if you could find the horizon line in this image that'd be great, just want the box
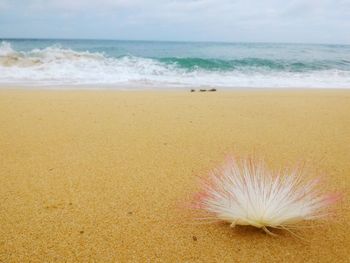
[1,37,349,47]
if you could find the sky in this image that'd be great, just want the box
[0,0,349,44]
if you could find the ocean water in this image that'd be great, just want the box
[0,39,350,88]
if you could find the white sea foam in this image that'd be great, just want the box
[0,41,349,88]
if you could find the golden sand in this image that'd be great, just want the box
[0,89,349,262]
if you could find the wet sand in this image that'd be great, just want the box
[0,89,349,262]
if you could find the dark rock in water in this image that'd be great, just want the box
[190,89,195,92]
[199,89,207,92]
[209,88,217,92]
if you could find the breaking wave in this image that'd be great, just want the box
[0,41,350,88]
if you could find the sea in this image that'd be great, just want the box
[0,39,350,89]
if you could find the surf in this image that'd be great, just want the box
[0,40,349,88]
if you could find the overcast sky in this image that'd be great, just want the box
[0,0,349,44]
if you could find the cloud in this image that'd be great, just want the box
[0,0,349,44]
[0,0,10,10]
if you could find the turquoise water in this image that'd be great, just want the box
[1,39,350,88]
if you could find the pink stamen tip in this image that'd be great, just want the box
[324,193,342,205]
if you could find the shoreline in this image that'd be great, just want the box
[1,89,349,262]
[1,84,350,91]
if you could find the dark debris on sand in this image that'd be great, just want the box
[191,88,217,92]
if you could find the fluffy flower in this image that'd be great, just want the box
[192,156,340,235]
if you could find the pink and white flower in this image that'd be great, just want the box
[192,156,340,235]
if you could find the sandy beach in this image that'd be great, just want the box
[0,89,349,262]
